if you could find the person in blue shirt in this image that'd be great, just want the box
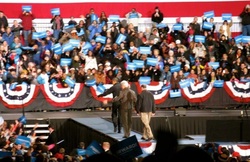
[2,27,14,46]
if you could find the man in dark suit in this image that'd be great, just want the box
[136,84,155,141]
[103,80,137,138]
[45,124,57,155]
[98,77,122,133]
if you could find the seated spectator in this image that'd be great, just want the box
[95,69,106,84]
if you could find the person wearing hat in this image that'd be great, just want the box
[136,84,155,141]
[151,6,164,25]
[51,14,64,41]
[98,77,122,133]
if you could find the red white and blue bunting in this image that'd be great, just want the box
[40,83,84,107]
[224,81,250,103]
[0,83,39,108]
[181,82,216,103]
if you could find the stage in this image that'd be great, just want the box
[2,109,250,157]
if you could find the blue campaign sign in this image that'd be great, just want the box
[139,46,151,55]
[204,10,215,18]
[69,39,80,47]
[85,140,104,157]
[222,13,232,21]
[173,24,183,31]
[77,149,86,156]
[60,58,72,66]
[213,80,224,88]
[65,76,75,87]
[110,135,142,160]
[115,34,126,45]
[156,23,167,29]
[234,35,242,44]
[127,62,137,71]
[15,135,31,148]
[194,35,206,43]
[22,6,32,12]
[139,76,151,85]
[203,22,213,30]
[95,35,106,44]
[170,90,182,98]
[242,36,250,44]
[170,65,181,73]
[146,57,157,66]
[51,8,60,16]
[97,84,106,93]
[85,79,96,87]
[133,60,144,69]
[208,62,220,70]
[109,15,120,22]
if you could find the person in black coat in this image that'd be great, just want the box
[45,124,57,155]
[98,77,122,133]
[151,6,164,25]
[136,84,155,141]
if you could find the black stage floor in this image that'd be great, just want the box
[1,108,249,120]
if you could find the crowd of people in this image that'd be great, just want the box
[0,115,247,162]
[0,5,249,89]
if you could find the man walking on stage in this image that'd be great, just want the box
[103,80,137,138]
[136,84,155,141]
[98,77,122,133]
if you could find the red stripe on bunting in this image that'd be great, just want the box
[89,86,113,102]
[39,83,84,107]
[135,81,170,104]
[0,85,40,109]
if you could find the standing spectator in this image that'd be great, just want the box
[0,11,8,29]
[98,77,122,133]
[45,124,57,155]
[151,6,164,25]
[189,16,201,35]
[219,19,233,40]
[136,84,155,141]
[68,16,77,26]
[11,20,23,39]
[83,50,98,72]
[240,4,250,36]
[99,11,108,26]
[50,15,64,41]
[125,8,142,32]
[19,10,35,46]
[85,8,97,28]
[104,80,137,138]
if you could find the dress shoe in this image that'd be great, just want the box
[118,130,121,133]
[141,137,148,141]
[123,136,128,138]
[146,138,154,141]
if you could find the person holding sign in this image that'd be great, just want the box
[125,8,142,32]
[240,4,250,36]
[103,80,137,138]
[19,10,35,46]
[219,19,233,40]
[51,15,64,41]
[136,84,155,141]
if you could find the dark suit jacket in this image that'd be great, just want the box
[45,131,57,145]
[136,90,155,113]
